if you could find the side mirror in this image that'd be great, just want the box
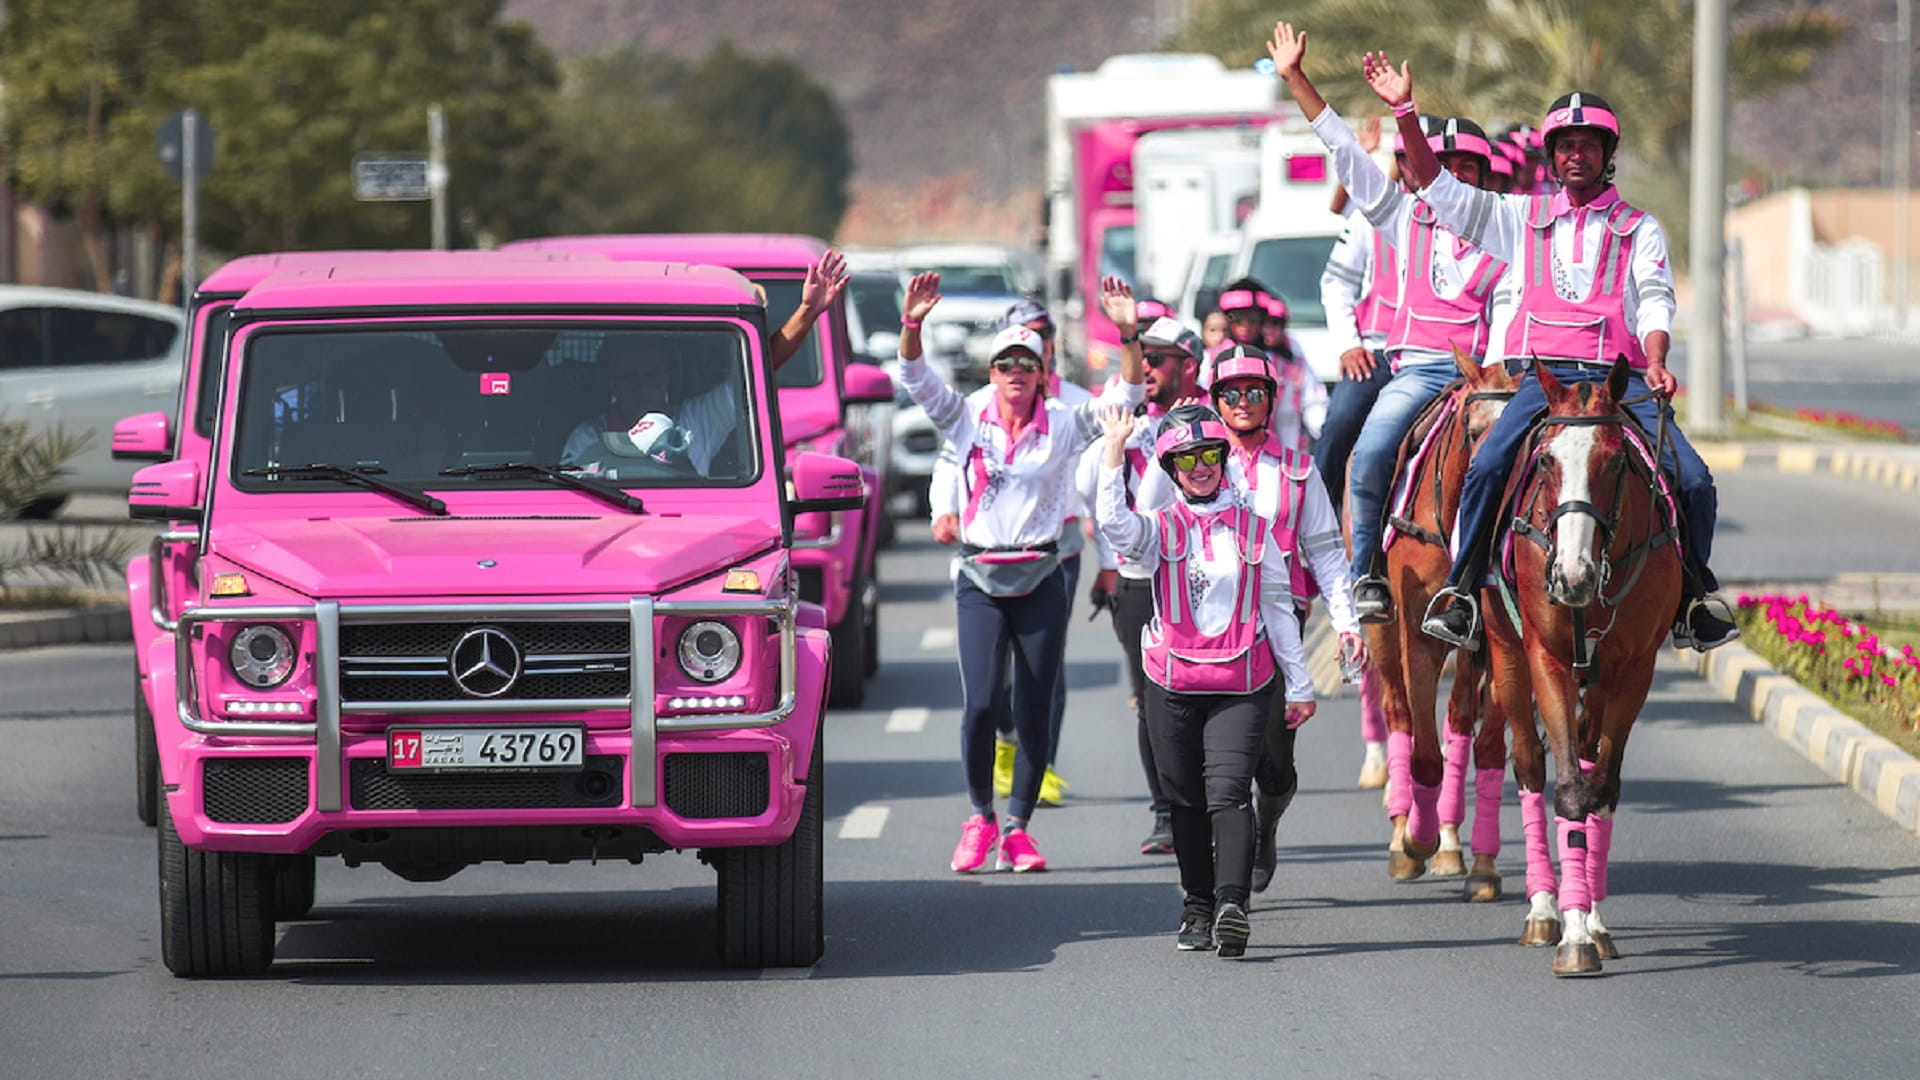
[842,364,896,406]
[111,411,172,462]
[129,460,203,522]
[788,451,866,513]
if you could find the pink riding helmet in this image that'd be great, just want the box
[1217,288,1265,315]
[1260,295,1289,321]
[1154,414,1233,477]
[1211,343,1276,392]
[1136,298,1173,323]
[1542,91,1620,157]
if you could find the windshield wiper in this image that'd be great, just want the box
[242,463,448,516]
[439,462,646,514]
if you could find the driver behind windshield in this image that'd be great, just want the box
[561,335,737,477]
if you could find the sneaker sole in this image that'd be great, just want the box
[996,858,1047,873]
[951,844,997,874]
[1176,939,1215,952]
[1140,844,1175,855]
[1214,912,1250,959]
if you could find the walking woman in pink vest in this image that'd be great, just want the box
[1094,406,1322,958]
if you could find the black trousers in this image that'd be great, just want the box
[1108,576,1166,813]
[1144,681,1273,910]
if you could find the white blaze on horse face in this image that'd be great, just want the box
[1549,426,1601,600]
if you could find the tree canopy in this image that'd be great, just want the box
[0,1,854,292]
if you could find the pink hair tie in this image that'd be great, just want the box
[1392,100,1418,119]
[900,319,922,329]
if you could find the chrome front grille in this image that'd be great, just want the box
[339,620,629,704]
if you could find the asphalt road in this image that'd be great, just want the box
[3,501,1919,1078]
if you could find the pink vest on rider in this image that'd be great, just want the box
[1354,227,1401,342]
[1386,205,1506,359]
[1143,501,1276,695]
[1504,193,1650,368]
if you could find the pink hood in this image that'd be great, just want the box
[209,514,779,599]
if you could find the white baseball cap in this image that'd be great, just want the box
[989,325,1046,361]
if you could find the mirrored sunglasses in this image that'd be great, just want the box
[1144,350,1187,368]
[1171,446,1226,472]
[991,354,1042,374]
[1215,386,1270,407]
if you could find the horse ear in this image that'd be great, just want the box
[1534,357,1565,399]
[1453,344,1478,382]
[1608,355,1630,404]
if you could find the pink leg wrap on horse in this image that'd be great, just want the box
[1520,789,1554,899]
[1471,768,1504,857]
[1555,816,1592,912]
[1360,668,1387,744]
[1439,730,1471,826]
[1385,730,1413,819]
[1408,781,1442,848]
[1585,815,1613,903]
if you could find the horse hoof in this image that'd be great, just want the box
[1388,850,1428,881]
[1552,942,1604,976]
[1592,930,1619,960]
[1402,833,1441,860]
[1519,917,1561,947]
[1464,872,1503,903]
[1357,760,1388,789]
[1430,849,1466,877]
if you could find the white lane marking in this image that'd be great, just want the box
[838,804,890,839]
[885,706,929,733]
[920,626,956,650]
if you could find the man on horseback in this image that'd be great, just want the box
[1353,53,1738,653]
[1268,24,1510,626]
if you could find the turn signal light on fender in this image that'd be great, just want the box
[210,573,251,597]
[723,569,761,593]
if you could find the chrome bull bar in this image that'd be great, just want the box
[173,596,800,813]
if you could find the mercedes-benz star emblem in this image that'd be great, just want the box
[448,626,522,698]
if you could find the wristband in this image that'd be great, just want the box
[1118,330,1140,344]
[901,319,921,329]
[1392,100,1418,118]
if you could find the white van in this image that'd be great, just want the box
[0,286,185,516]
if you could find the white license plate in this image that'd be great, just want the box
[386,726,584,773]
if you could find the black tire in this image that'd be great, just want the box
[827,583,866,707]
[715,735,824,968]
[272,855,317,920]
[861,574,879,678]
[135,684,159,828]
[14,494,68,520]
[158,793,275,976]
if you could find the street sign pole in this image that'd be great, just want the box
[182,108,200,304]
[428,104,448,251]
[1688,0,1727,434]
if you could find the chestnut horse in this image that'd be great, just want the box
[1365,349,1517,899]
[1482,358,1682,976]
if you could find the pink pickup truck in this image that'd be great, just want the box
[502,234,893,707]
[117,256,849,973]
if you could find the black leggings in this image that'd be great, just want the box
[1144,682,1273,910]
[955,567,1069,820]
[1108,577,1166,813]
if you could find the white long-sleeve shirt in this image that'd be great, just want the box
[1321,213,1386,355]
[930,378,1095,526]
[896,354,1142,550]
[1135,441,1358,637]
[1415,169,1677,348]
[1312,106,1508,369]
[1095,465,1313,702]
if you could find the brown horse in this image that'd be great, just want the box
[1365,349,1517,899]
[1482,358,1683,976]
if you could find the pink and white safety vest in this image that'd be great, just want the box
[1143,500,1276,695]
[1235,440,1317,602]
[1505,194,1650,368]
[1386,204,1507,359]
[1355,227,1402,343]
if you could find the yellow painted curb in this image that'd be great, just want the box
[1777,446,1818,473]
[1696,445,1745,471]
[1876,760,1920,818]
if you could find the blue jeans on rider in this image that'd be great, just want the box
[1442,362,1719,597]
[1312,353,1393,510]
[1346,359,1460,582]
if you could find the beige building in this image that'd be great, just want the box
[1727,188,1920,336]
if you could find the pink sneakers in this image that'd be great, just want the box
[996,828,1048,873]
[950,814,999,873]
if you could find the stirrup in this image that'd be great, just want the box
[1353,575,1395,625]
[1680,594,1741,653]
[1420,588,1482,650]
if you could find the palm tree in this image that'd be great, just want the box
[1173,0,1847,168]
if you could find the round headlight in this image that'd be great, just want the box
[676,621,741,684]
[229,624,295,688]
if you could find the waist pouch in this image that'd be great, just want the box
[959,544,1061,598]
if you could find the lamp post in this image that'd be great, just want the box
[1689,0,1728,433]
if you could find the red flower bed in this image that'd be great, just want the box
[1736,594,1920,745]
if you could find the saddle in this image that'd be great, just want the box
[1379,378,1466,552]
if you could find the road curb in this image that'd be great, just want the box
[1691,643,1920,837]
[0,607,133,650]
[1696,442,1920,494]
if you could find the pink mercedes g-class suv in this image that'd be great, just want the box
[501,235,893,707]
[119,256,852,974]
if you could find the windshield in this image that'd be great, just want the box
[231,324,760,491]
[849,276,902,344]
[1247,236,1338,328]
[755,277,824,389]
[909,264,1018,294]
